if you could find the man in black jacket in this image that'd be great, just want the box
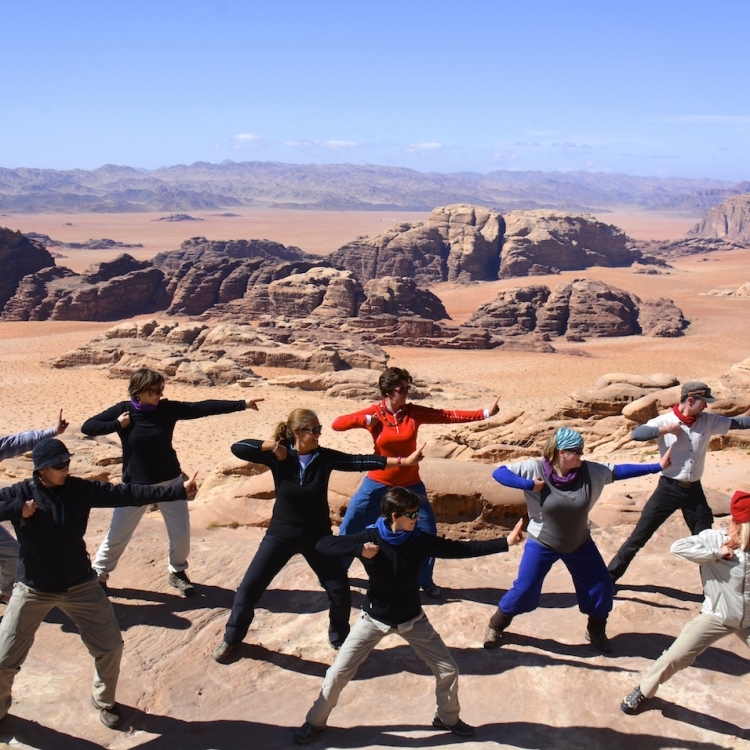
[293,487,524,745]
[0,439,196,729]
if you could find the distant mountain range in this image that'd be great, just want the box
[0,161,747,214]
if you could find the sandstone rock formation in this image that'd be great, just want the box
[50,320,388,380]
[499,211,638,277]
[688,193,750,243]
[23,232,143,250]
[706,281,750,298]
[633,236,746,259]
[0,227,56,310]
[1,253,170,321]
[467,279,687,339]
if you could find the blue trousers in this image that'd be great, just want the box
[500,537,613,620]
[339,476,437,590]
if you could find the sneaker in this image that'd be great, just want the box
[212,640,237,664]
[91,697,122,729]
[422,585,442,599]
[621,686,648,714]
[585,629,614,654]
[432,716,475,737]
[293,721,326,745]
[483,626,503,650]
[168,571,195,597]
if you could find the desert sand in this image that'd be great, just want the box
[0,209,748,749]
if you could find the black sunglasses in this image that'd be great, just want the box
[300,426,323,435]
[561,447,584,455]
[50,460,71,471]
[400,510,419,520]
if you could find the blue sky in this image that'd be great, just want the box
[3,0,748,180]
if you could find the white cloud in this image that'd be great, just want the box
[406,141,442,153]
[657,115,750,125]
[233,133,262,142]
[282,140,314,147]
[324,140,358,149]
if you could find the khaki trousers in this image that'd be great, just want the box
[640,611,750,698]
[0,577,124,718]
[306,611,460,728]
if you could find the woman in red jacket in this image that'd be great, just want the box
[332,367,499,596]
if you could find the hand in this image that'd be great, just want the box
[183,471,199,500]
[361,542,380,559]
[720,544,736,559]
[22,500,38,518]
[245,398,263,411]
[507,518,525,546]
[117,412,131,429]
[661,422,682,436]
[531,477,545,493]
[272,441,288,461]
[55,409,69,435]
[487,396,500,417]
[368,412,381,427]
[659,445,673,471]
[401,442,425,467]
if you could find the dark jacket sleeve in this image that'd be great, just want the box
[231,439,275,469]
[170,400,247,421]
[81,402,127,436]
[424,534,509,559]
[84,478,187,508]
[0,485,27,522]
[323,448,387,473]
[316,530,377,557]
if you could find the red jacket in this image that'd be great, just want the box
[332,402,485,486]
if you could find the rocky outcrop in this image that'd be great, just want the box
[688,193,750,243]
[633,236,746,259]
[0,227,57,310]
[706,281,750,298]
[356,276,448,320]
[23,232,143,250]
[467,279,688,339]
[499,211,639,277]
[1,253,170,321]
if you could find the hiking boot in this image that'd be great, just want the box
[168,571,195,597]
[212,640,237,664]
[483,626,504,650]
[432,716,475,737]
[586,616,614,653]
[91,697,122,729]
[621,686,648,714]
[293,721,326,744]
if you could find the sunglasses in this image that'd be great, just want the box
[561,447,584,455]
[50,460,71,471]
[391,386,410,395]
[148,386,165,396]
[400,510,419,520]
[300,425,323,435]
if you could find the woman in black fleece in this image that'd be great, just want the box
[293,487,525,745]
[82,367,262,597]
[212,408,423,664]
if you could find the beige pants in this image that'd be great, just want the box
[306,611,460,728]
[640,611,750,698]
[0,577,124,718]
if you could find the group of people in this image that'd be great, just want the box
[0,366,746,740]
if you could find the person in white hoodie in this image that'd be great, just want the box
[621,489,750,714]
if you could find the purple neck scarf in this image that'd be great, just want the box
[130,398,158,412]
[542,457,581,490]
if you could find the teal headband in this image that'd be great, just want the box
[555,427,584,451]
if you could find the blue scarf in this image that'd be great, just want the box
[367,516,421,545]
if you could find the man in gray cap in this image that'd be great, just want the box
[608,382,750,584]
[0,438,197,729]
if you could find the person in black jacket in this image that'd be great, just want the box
[82,367,261,597]
[211,408,423,664]
[292,487,524,745]
[0,438,197,729]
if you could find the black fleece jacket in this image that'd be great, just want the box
[82,398,247,483]
[0,476,186,592]
[231,439,387,541]
[317,529,509,626]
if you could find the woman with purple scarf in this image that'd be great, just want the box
[483,427,671,653]
[82,368,261,597]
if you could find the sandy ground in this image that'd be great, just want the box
[0,209,748,748]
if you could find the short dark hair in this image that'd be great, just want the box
[378,367,413,396]
[381,487,421,521]
[128,368,164,399]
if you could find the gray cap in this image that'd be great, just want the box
[680,381,716,403]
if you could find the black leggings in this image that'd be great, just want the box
[223,532,351,647]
